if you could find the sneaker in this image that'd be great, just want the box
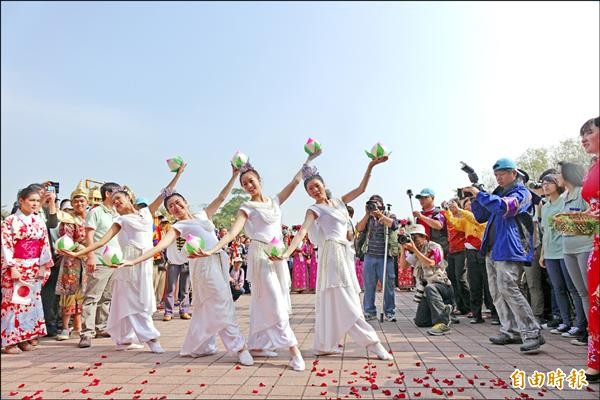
[427,323,451,336]
[56,329,70,341]
[238,349,254,366]
[550,324,570,334]
[163,315,172,321]
[489,333,522,345]
[364,314,377,321]
[289,354,305,371]
[469,318,485,324]
[520,335,545,354]
[368,342,393,360]
[180,313,191,320]
[490,318,500,325]
[384,314,397,322]
[78,335,92,348]
[147,340,165,354]
[571,335,588,346]
[95,330,111,338]
[542,319,561,329]
[116,343,144,351]
[250,349,278,357]
[561,327,581,338]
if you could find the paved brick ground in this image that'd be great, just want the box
[2,292,598,399]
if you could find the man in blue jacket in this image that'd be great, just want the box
[462,158,544,354]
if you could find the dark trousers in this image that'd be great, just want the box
[447,251,471,314]
[466,249,496,319]
[414,282,453,327]
[41,258,61,335]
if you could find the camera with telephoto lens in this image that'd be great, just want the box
[413,280,426,303]
[366,199,384,212]
[458,162,485,199]
[398,233,412,245]
[528,181,543,190]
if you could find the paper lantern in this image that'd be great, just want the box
[231,151,249,169]
[100,245,123,266]
[304,138,321,155]
[55,235,78,251]
[166,156,184,172]
[183,234,206,256]
[364,142,391,160]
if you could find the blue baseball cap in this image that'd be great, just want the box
[135,197,149,206]
[492,158,518,171]
[415,188,435,199]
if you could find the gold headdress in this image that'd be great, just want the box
[70,180,89,201]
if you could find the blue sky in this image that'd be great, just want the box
[2,1,599,224]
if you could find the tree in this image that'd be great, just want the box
[517,138,591,182]
[212,188,250,229]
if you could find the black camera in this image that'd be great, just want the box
[398,233,412,245]
[529,181,543,190]
[459,162,485,197]
[366,200,384,212]
[47,181,60,194]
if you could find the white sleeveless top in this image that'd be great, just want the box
[114,207,153,251]
[239,196,283,243]
[308,198,349,246]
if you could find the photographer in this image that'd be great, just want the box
[467,157,544,354]
[398,224,453,336]
[356,195,399,322]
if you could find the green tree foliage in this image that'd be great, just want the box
[517,137,591,182]
[212,188,250,229]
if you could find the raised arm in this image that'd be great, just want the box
[277,150,322,205]
[121,229,178,267]
[148,162,187,215]
[205,166,241,219]
[62,223,121,259]
[341,156,388,204]
[281,210,318,259]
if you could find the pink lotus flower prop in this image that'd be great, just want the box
[231,151,249,169]
[166,156,184,172]
[304,138,321,155]
[365,142,391,159]
[183,234,206,256]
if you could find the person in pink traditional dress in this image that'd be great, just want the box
[307,237,318,292]
[580,116,600,383]
[1,186,54,354]
[291,236,310,292]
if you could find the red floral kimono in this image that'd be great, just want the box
[1,210,54,347]
[582,158,599,371]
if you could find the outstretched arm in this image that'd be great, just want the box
[280,210,317,259]
[197,210,248,256]
[205,166,241,219]
[148,162,187,215]
[60,223,121,259]
[341,156,388,204]
[277,150,322,205]
[121,229,178,267]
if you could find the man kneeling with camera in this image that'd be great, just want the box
[399,224,453,336]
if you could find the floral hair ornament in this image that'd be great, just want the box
[239,159,256,175]
[112,185,135,203]
[302,164,321,183]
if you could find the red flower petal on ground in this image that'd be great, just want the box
[149,369,156,374]
[371,384,379,390]
[235,365,241,370]
[320,383,327,387]
[413,392,421,397]
[538,392,545,397]
[387,362,394,367]
[259,383,266,387]
[446,390,454,396]
[467,379,474,385]
[94,362,102,366]
[68,366,75,370]
[155,362,161,365]
[483,365,490,369]
[50,367,57,370]
[140,380,148,385]
[132,396,140,400]
[8,392,18,396]
[586,387,596,392]
[457,388,465,392]
[362,386,369,391]
[382,389,392,396]
[199,384,206,387]
[186,369,191,373]
[394,394,406,399]
[252,390,259,394]
[459,354,465,358]
[17,384,25,389]
[320,391,327,396]
[186,390,193,395]
[100,355,107,358]
[332,379,338,383]
[62,389,70,393]
[351,371,358,375]
[88,378,100,387]
[80,389,89,394]
[415,362,421,367]
[479,382,485,386]
[455,374,461,378]
[473,374,479,379]
[423,383,430,388]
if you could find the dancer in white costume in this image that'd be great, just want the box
[273,157,393,360]
[61,167,186,353]
[121,164,253,366]
[198,150,322,371]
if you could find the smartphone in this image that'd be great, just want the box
[47,186,56,193]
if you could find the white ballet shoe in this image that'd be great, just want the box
[238,349,254,366]
[188,348,218,358]
[368,342,392,360]
[314,348,342,356]
[147,340,165,354]
[289,354,305,371]
[116,343,144,351]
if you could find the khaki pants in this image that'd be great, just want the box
[81,264,115,337]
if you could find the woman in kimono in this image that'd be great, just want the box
[273,157,392,360]
[121,164,253,366]
[197,149,322,371]
[291,237,309,292]
[54,183,90,341]
[1,186,54,354]
[61,165,187,353]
